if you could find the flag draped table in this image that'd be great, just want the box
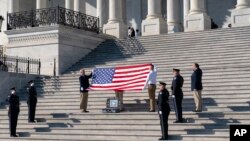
[89,64,152,91]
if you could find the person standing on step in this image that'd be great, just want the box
[157,82,170,140]
[145,64,157,112]
[27,80,37,123]
[79,68,92,112]
[7,87,20,137]
[115,90,124,111]
[191,63,203,112]
[171,68,184,123]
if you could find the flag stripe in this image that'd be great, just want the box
[113,72,149,78]
[114,68,149,75]
[91,80,146,88]
[115,64,151,70]
[112,75,148,83]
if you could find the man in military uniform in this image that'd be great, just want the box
[171,68,184,123]
[27,80,37,123]
[7,87,20,137]
[157,82,171,140]
[79,68,92,112]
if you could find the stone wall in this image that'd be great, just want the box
[0,71,37,104]
[5,25,108,76]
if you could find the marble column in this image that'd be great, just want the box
[184,0,211,32]
[65,0,74,10]
[36,0,48,9]
[103,0,126,38]
[97,0,109,30]
[141,0,167,36]
[167,0,182,33]
[8,0,19,13]
[74,0,80,12]
[183,0,190,23]
[231,0,250,27]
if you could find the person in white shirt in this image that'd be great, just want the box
[145,64,157,112]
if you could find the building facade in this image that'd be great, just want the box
[0,0,250,75]
[2,0,250,40]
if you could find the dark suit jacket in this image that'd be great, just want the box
[191,68,203,91]
[171,74,184,99]
[157,89,171,113]
[27,86,37,104]
[79,73,92,92]
[8,94,20,115]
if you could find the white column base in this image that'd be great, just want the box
[231,8,250,27]
[141,18,167,36]
[168,23,183,33]
[103,22,127,38]
[184,13,211,32]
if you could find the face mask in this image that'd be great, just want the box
[11,90,15,94]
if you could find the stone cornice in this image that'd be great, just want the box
[6,25,110,48]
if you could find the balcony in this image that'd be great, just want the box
[7,6,99,33]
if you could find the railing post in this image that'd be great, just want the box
[57,5,60,24]
[27,57,30,74]
[38,59,41,75]
[53,58,56,77]
[31,9,34,27]
[16,58,18,73]
[3,55,6,65]
[97,16,100,33]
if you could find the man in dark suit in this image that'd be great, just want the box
[157,82,170,140]
[191,63,203,112]
[27,80,37,122]
[171,68,184,123]
[7,87,20,137]
[79,68,92,112]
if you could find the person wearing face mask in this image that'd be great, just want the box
[7,87,20,137]
[27,80,37,123]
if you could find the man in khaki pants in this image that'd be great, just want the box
[146,64,157,112]
[79,69,92,112]
[191,63,203,112]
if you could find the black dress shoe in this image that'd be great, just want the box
[149,110,155,112]
[84,110,89,113]
[159,137,168,140]
[10,134,18,137]
[174,120,183,123]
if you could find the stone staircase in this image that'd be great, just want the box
[1,26,250,141]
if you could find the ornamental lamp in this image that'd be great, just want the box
[0,15,4,32]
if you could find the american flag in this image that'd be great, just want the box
[89,64,152,91]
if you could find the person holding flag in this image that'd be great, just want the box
[145,64,157,112]
[79,68,92,112]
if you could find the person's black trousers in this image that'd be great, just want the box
[159,111,170,139]
[28,98,37,122]
[9,113,18,136]
[175,98,183,121]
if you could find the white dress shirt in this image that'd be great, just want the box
[147,70,157,85]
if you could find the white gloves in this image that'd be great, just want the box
[80,87,83,91]
[159,111,162,115]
